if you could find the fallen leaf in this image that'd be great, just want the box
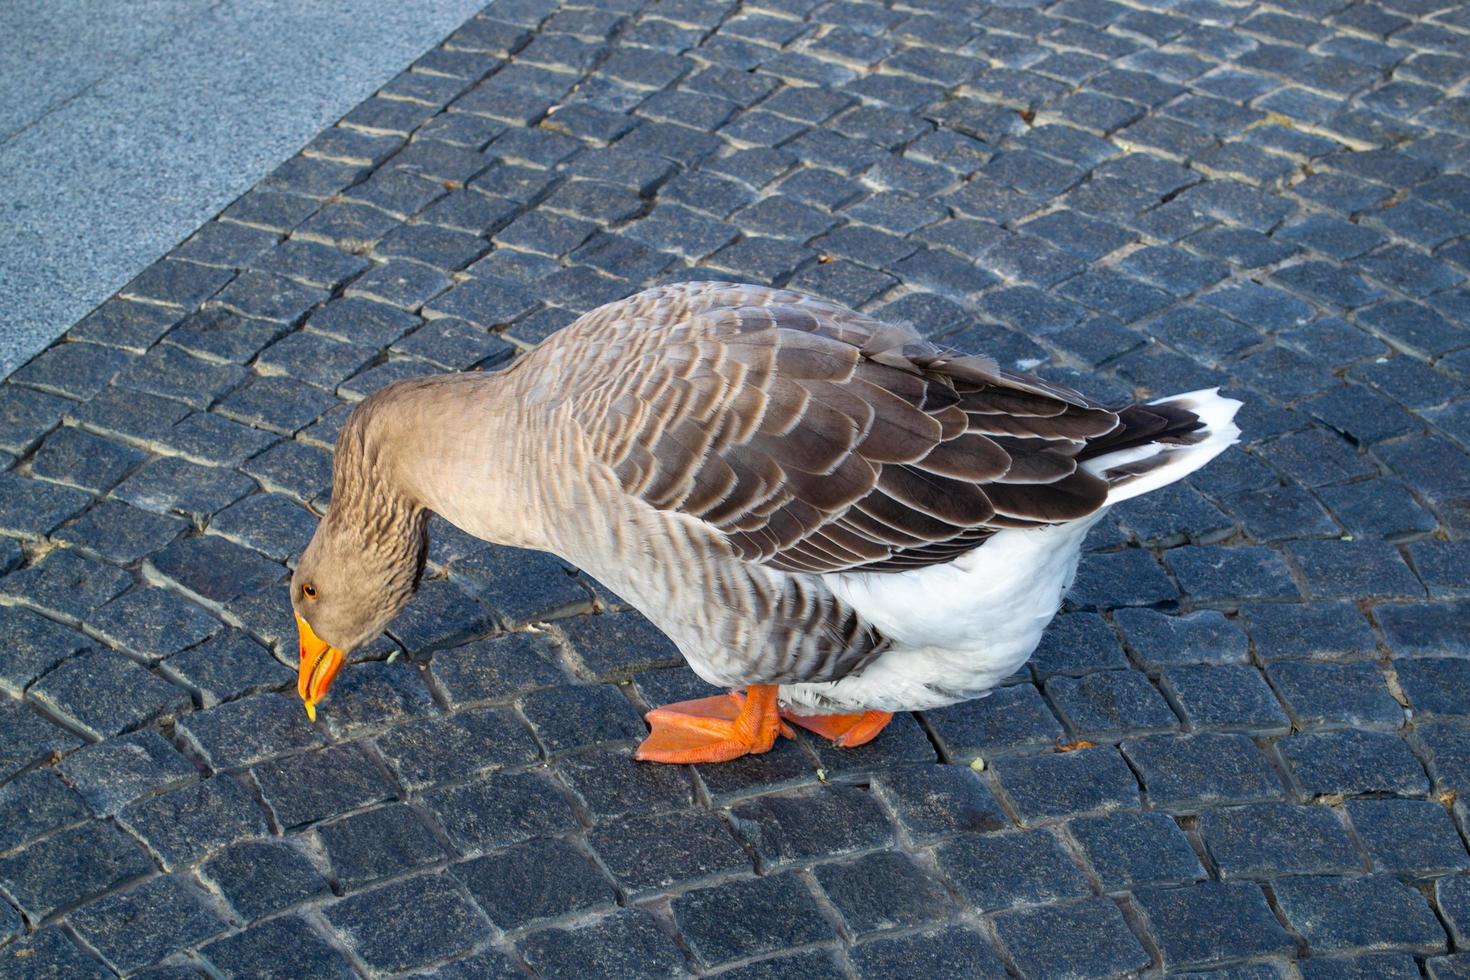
[1055,739,1097,753]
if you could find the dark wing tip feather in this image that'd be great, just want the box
[917,433,1011,482]
[984,471,1109,522]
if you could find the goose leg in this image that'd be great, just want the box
[635,685,794,764]
[781,709,894,748]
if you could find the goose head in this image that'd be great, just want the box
[290,509,428,720]
[290,403,431,721]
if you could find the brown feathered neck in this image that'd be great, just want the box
[321,370,548,558]
[326,395,432,579]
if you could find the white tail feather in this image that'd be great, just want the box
[1083,388,1243,505]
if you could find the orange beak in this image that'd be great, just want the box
[296,614,343,722]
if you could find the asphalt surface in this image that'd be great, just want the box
[0,0,488,379]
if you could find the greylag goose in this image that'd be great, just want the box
[292,281,1240,763]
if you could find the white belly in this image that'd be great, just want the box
[779,515,1104,714]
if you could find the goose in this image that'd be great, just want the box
[291,281,1240,763]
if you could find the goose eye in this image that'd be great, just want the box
[302,583,318,600]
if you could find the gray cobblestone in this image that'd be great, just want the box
[148,534,286,608]
[0,820,153,921]
[424,632,557,705]
[7,0,1470,971]
[677,874,834,969]
[1072,809,1206,890]
[323,873,491,973]
[733,784,893,869]
[254,742,394,830]
[0,769,88,853]
[1274,875,1447,956]
[1047,670,1179,739]
[199,838,329,923]
[56,729,195,815]
[1246,602,1377,662]
[939,828,1091,911]
[1200,803,1361,880]
[589,806,748,896]
[164,629,290,706]
[426,769,578,853]
[872,764,1007,841]
[200,915,356,979]
[0,472,90,539]
[0,550,129,622]
[1123,733,1285,811]
[1282,729,1431,798]
[376,706,539,792]
[87,585,219,662]
[165,307,282,367]
[996,898,1152,978]
[317,803,445,888]
[993,746,1142,823]
[9,343,135,402]
[518,908,686,979]
[29,649,190,740]
[0,928,111,978]
[851,926,1008,978]
[52,502,185,570]
[118,774,268,870]
[927,683,1065,760]
[30,426,147,493]
[455,836,613,932]
[178,695,320,771]
[1135,881,1295,970]
[1270,661,1403,729]
[1162,664,1290,735]
[1349,798,1470,877]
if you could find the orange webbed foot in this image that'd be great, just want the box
[635,685,794,764]
[781,709,895,748]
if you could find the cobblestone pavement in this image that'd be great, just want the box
[2,0,1469,976]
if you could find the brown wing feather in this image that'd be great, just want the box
[570,283,1131,575]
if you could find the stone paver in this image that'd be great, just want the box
[2,0,1469,976]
